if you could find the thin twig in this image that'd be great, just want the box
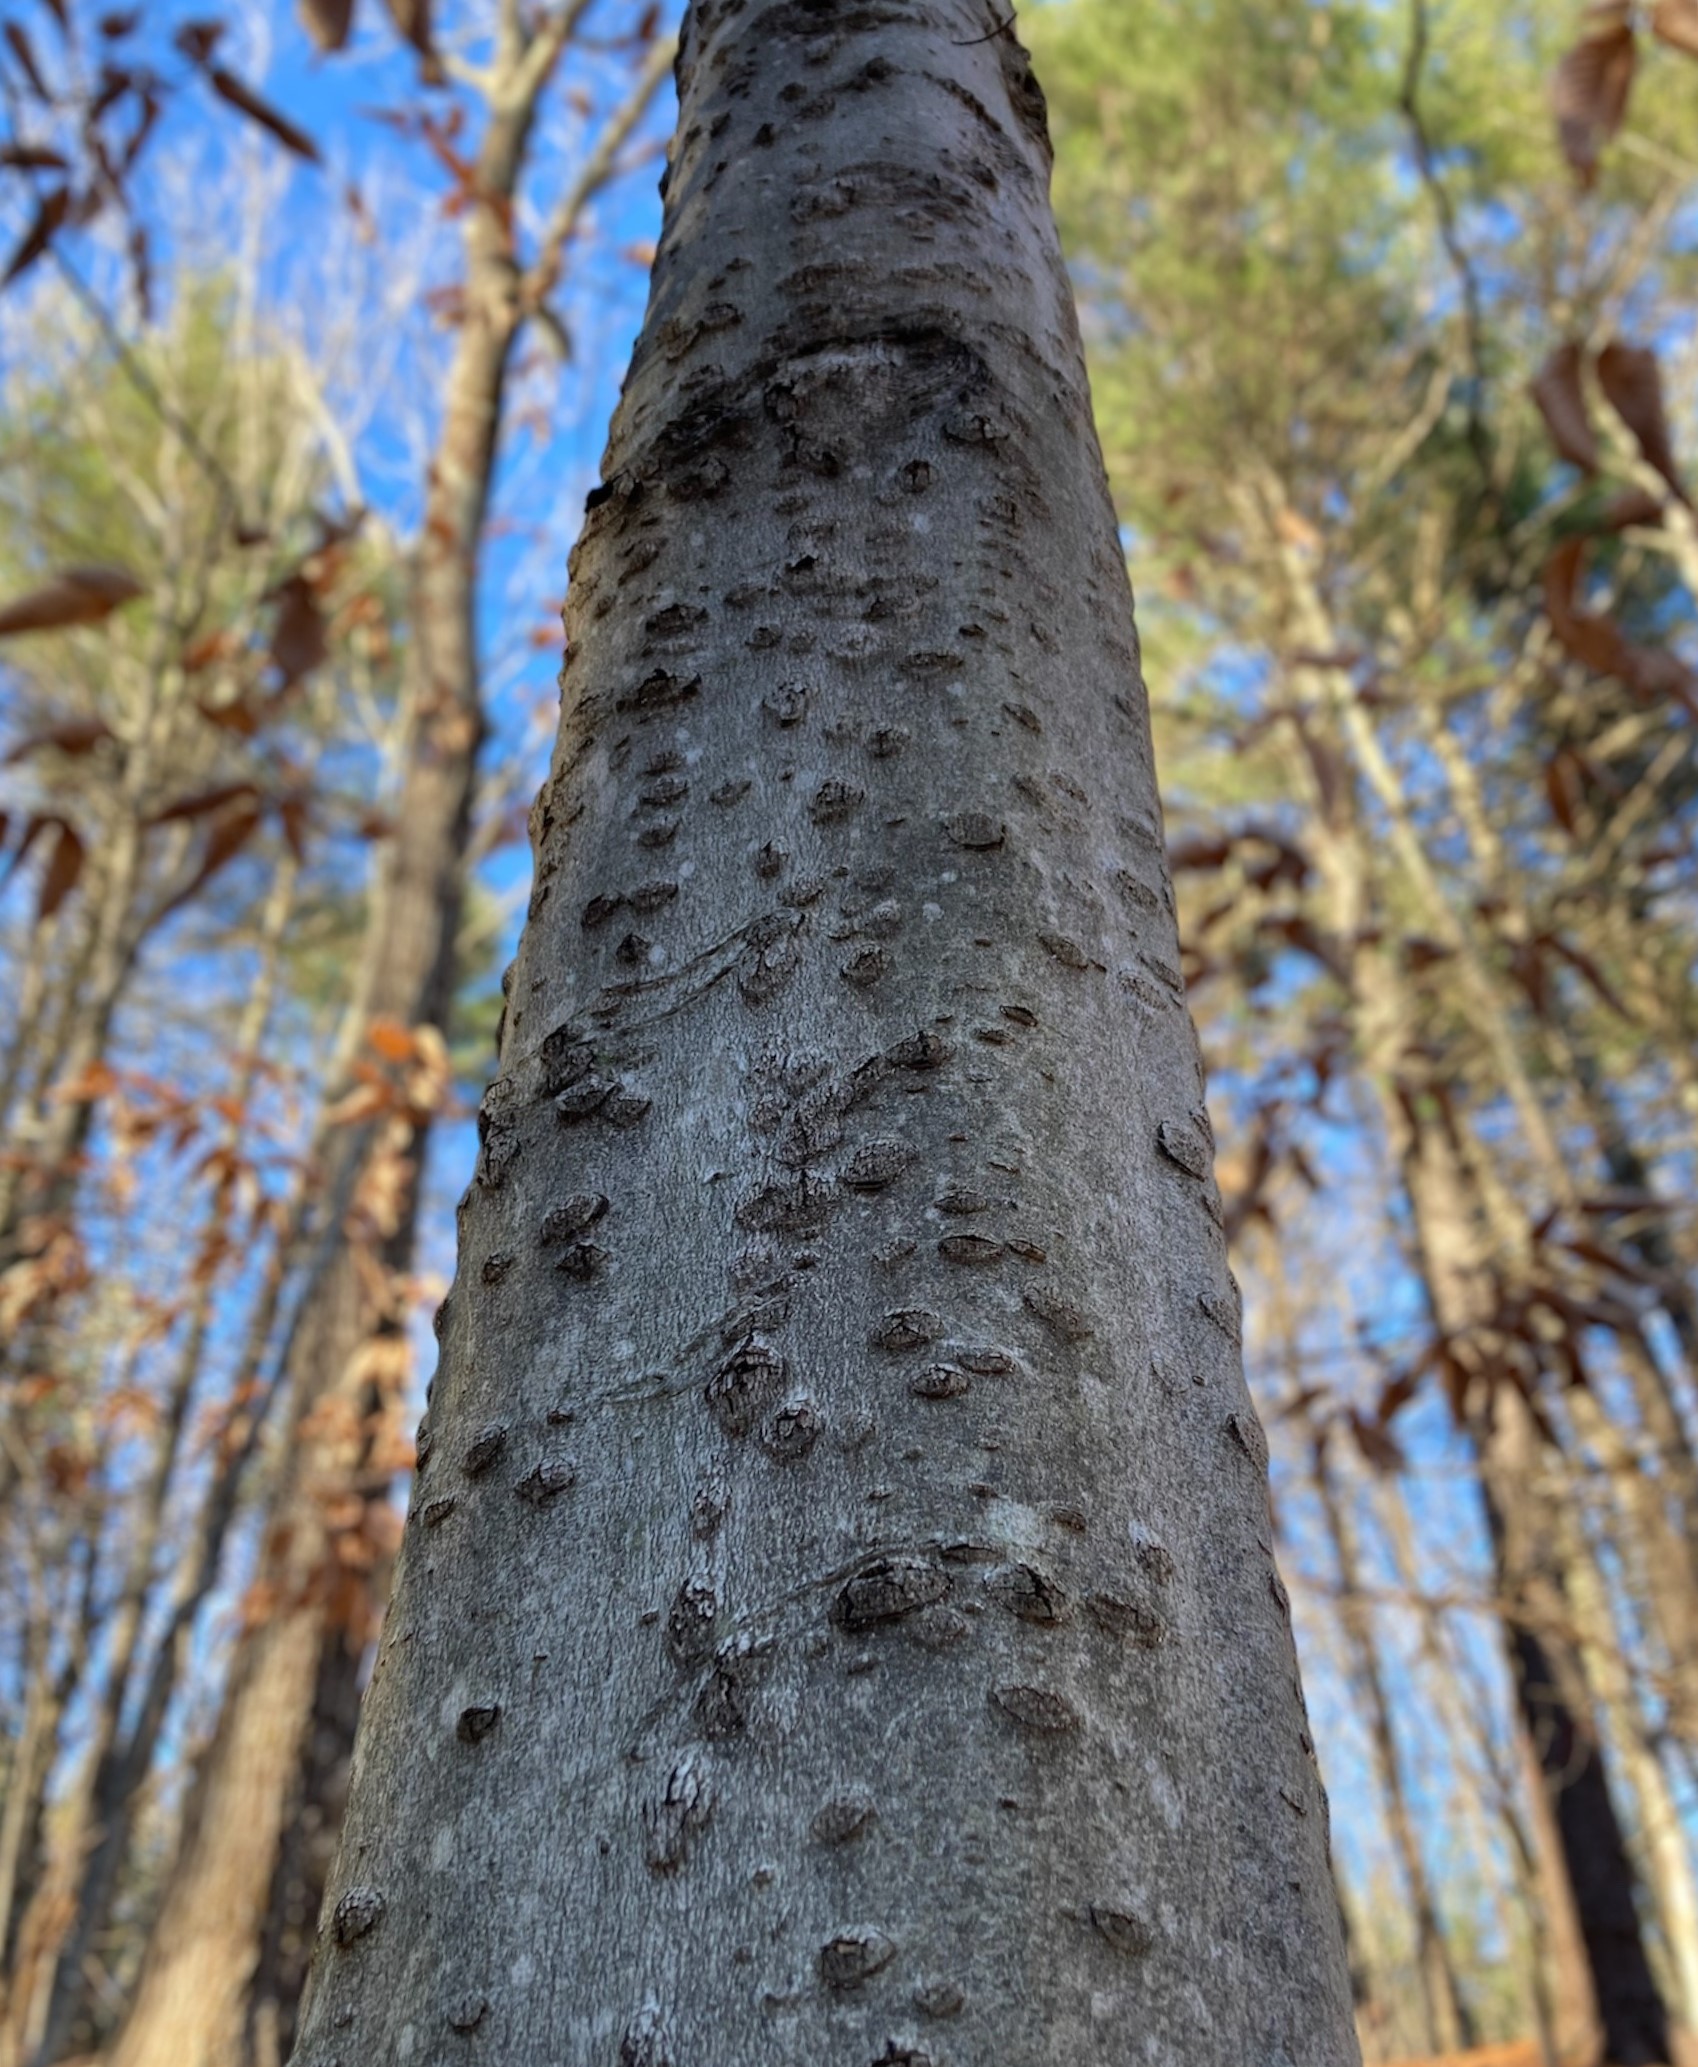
[526,32,676,311]
[1399,0,1495,503]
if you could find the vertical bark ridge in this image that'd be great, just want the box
[293,4,1359,2062]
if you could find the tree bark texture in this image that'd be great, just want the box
[292,6,1359,2063]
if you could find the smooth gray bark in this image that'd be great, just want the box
[291,4,1358,2062]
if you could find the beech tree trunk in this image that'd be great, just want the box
[290,6,1359,2063]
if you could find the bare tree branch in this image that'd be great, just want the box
[525,30,674,319]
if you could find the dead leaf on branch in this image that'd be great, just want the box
[1543,534,1698,719]
[158,798,266,918]
[1531,342,1599,473]
[300,0,357,51]
[172,20,225,65]
[50,1062,120,1104]
[0,1226,89,1335]
[367,1018,417,1064]
[1598,485,1666,530]
[366,1019,453,1115]
[205,65,322,164]
[4,719,114,763]
[149,782,263,826]
[0,144,69,171]
[1596,338,1689,501]
[1543,537,1633,676]
[1545,746,1591,837]
[1,813,74,900]
[382,0,442,79]
[269,572,329,685]
[0,563,143,635]
[1653,0,1698,56]
[1553,18,1637,186]
[36,823,84,919]
[1348,1410,1405,1475]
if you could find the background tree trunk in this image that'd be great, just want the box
[290,4,1359,2063]
[89,199,507,2067]
[95,471,486,2067]
[1397,1106,1674,2067]
[1314,1438,1475,2056]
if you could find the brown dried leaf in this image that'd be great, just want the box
[1543,538,1636,677]
[1596,338,1688,500]
[381,0,440,75]
[0,144,69,170]
[0,564,143,636]
[300,0,357,50]
[2,184,70,287]
[1349,1410,1405,1476]
[1167,834,1233,873]
[1553,22,1637,186]
[172,20,225,63]
[193,695,262,736]
[270,573,328,685]
[1531,342,1599,473]
[206,66,322,163]
[1653,0,1698,56]
[1598,485,1667,531]
[1620,638,1698,722]
[149,782,262,826]
[1545,747,1586,837]
[161,798,265,915]
[367,1017,417,1063]
[37,822,84,919]
[182,626,239,672]
[0,813,56,893]
[1547,933,1634,1021]
[278,794,309,862]
[5,719,114,763]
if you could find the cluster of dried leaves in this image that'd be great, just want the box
[1554,0,1698,182]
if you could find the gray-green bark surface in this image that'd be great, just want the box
[292,3,1358,2061]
